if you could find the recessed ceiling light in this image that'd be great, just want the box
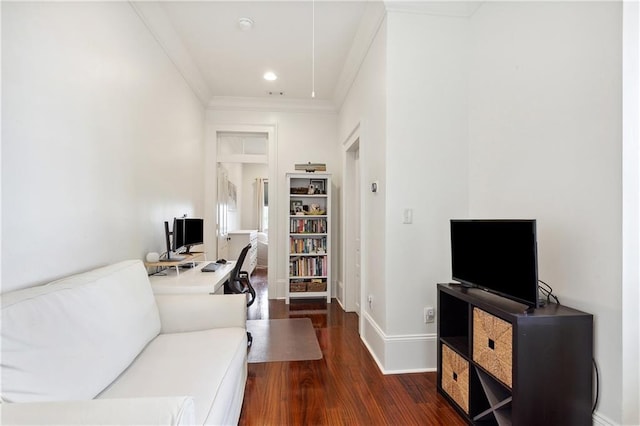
[263,71,278,81]
[238,18,254,31]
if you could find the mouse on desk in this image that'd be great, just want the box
[216,259,227,264]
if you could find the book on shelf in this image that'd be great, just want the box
[289,237,327,254]
[289,256,327,277]
[289,218,327,233]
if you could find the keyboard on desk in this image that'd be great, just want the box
[201,262,221,272]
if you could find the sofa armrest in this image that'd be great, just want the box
[0,396,194,425]
[154,294,247,334]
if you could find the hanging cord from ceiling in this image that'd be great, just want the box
[592,357,599,414]
[311,0,316,98]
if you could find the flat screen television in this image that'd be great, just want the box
[450,219,539,308]
[172,218,204,254]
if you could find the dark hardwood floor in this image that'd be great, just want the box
[239,268,466,426]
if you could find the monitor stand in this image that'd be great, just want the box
[161,252,186,262]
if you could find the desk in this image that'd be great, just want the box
[144,252,204,275]
[148,261,235,295]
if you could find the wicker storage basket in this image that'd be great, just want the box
[307,280,327,292]
[441,344,469,413]
[473,308,513,388]
[290,281,307,292]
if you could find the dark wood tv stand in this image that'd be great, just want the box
[437,283,593,425]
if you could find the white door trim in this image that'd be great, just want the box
[342,123,362,315]
[205,123,278,298]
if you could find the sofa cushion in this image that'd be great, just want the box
[97,327,248,425]
[1,260,161,402]
[0,396,196,425]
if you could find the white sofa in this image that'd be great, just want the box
[0,260,248,425]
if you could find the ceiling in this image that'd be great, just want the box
[133,1,372,107]
[132,1,482,109]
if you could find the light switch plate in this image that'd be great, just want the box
[403,208,413,224]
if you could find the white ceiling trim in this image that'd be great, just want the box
[333,1,387,109]
[208,96,337,114]
[130,1,212,106]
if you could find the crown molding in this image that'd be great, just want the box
[332,1,481,109]
[333,1,388,109]
[208,96,337,114]
[129,1,212,106]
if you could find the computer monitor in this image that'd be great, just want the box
[172,218,204,254]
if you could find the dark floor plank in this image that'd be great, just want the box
[240,268,466,426]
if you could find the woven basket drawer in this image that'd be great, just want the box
[441,344,469,413]
[307,280,326,292]
[473,308,513,388]
[290,281,307,292]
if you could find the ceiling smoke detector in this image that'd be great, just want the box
[238,18,254,31]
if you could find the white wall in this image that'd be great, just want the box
[468,2,622,423]
[2,2,205,292]
[339,9,469,373]
[338,16,388,365]
[379,11,470,371]
[207,109,339,298]
[339,14,629,422]
[622,2,640,425]
[386,12,469,333]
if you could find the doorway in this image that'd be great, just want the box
[343,128,362,315]
[205,124,277,299]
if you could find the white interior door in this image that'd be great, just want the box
[343,133,362,314]
[217,164,230,260]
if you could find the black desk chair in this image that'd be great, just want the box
[223,243,256,346]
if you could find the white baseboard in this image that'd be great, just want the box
[335,295,346,310]
[335,280,344,306]
[360,311,437,374]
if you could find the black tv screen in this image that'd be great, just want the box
[450,219,539,308]
[173,218,204,253]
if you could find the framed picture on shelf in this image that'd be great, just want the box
[290,200,303,214]
[310,179,325,194]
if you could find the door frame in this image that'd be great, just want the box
[205,123,278,298]
[216,163,230,260]
[342,123,363,314]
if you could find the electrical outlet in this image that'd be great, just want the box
[424,306,435,323]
